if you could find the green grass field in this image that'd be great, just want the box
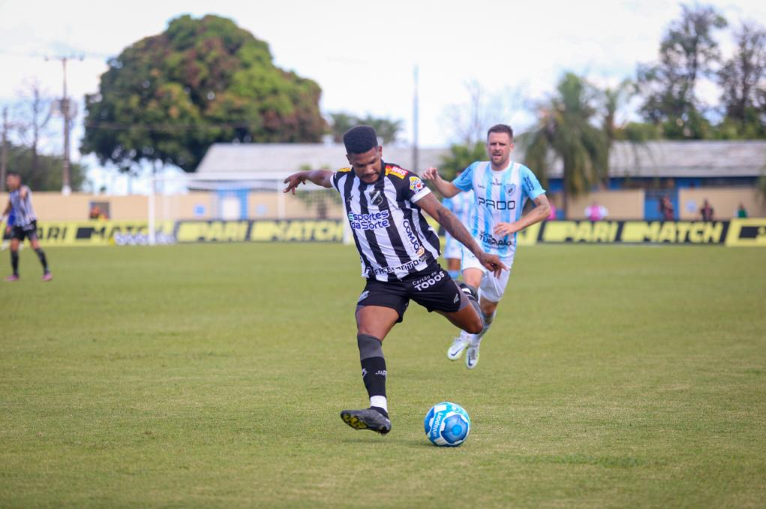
[1,243,765,508]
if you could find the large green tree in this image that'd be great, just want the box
[82,15,326,173]
[522,73,609,217]
[716,21,766,139]
[636,4,727,139]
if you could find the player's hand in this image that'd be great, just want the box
[478,252,508,277]
[283,173,307,194]
[420,166,441,181]
[494,222,521,236]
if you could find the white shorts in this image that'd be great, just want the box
[443,235,462,260]
[461,248,515,303]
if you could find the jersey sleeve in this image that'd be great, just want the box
[331,167,352,191]
[452,162,478,192]
[406,173,431,203]
[520,165,545,200]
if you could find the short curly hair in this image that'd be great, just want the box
[343,125,378,155]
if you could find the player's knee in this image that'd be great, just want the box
[465,314,483,334]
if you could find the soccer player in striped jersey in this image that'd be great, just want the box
[422,124,550,369]
[441,173,474,279]
[283,125,506,435]
[2,172,52,282]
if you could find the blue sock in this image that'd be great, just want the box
[448,270,460,280]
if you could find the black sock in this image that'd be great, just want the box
[361,356,387,403]
[34,248,49,273]
[11,251,18,275]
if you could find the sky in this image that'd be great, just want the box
[1,0,764,192]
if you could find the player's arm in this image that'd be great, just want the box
[19,186,28,200]
[421,167,461,198]
[1,200,10,220]
[283,170,334,193]
[494,194,551,236]
[417,193,507,276]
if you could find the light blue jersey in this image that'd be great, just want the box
[442,190,475,258]
[453,161,545,257]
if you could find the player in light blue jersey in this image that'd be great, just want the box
[441,173,474,280]
[423,124,550,368]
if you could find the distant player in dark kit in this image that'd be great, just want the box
[283,126,507,435]
[2,172,52,282]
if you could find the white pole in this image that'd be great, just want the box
[148,174,156,245]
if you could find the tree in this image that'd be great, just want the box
[601,79,635,144]
[14,79,53,180]
[3,142,85,191]
[636,3,727,139]
[328,112,403,144]
[438,141,486,184]
[717,21,766,139]
[82,14,326,173]
[441,80,523,145]
[522,73,609,217]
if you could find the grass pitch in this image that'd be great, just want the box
[1,243,765,508]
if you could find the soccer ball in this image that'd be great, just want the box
[424,402,471,447]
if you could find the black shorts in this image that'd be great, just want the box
[357,267,464,323]
[12,221,38,242]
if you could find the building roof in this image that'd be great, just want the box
[196,141,766,179]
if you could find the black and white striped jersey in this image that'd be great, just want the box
[8,185,37,227]
[331,162,441,282]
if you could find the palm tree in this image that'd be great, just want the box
[523,73,610,218]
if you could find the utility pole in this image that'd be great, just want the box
[1,107,8,193]
[412,64,419,173]
[46,55,82,195]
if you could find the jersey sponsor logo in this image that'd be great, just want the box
[479,231,514,247]
[478,196,516,210]
[385,165,407,179]
[338,167,352,173]
[370,257,423,276]
[409,176,425,192]
[411,270,446,291]
[402,219,424,255]
[348,210,391,230]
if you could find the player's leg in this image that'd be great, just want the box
[6,230,21,281]
[407,267,483,334]
[28,230,51,280]
[446,257,461,280]
[446,250,486,360]
[464,260,512,369]
[340,282,406,435]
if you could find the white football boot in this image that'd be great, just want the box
[465,341,480,369]
[447,336,470,360]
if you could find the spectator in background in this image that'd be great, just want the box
[700,199,715,222]
[737,203,748,218]
[659,195,675,221]
[585,201,607,221]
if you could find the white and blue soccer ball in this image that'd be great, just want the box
[424,402,471,447]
